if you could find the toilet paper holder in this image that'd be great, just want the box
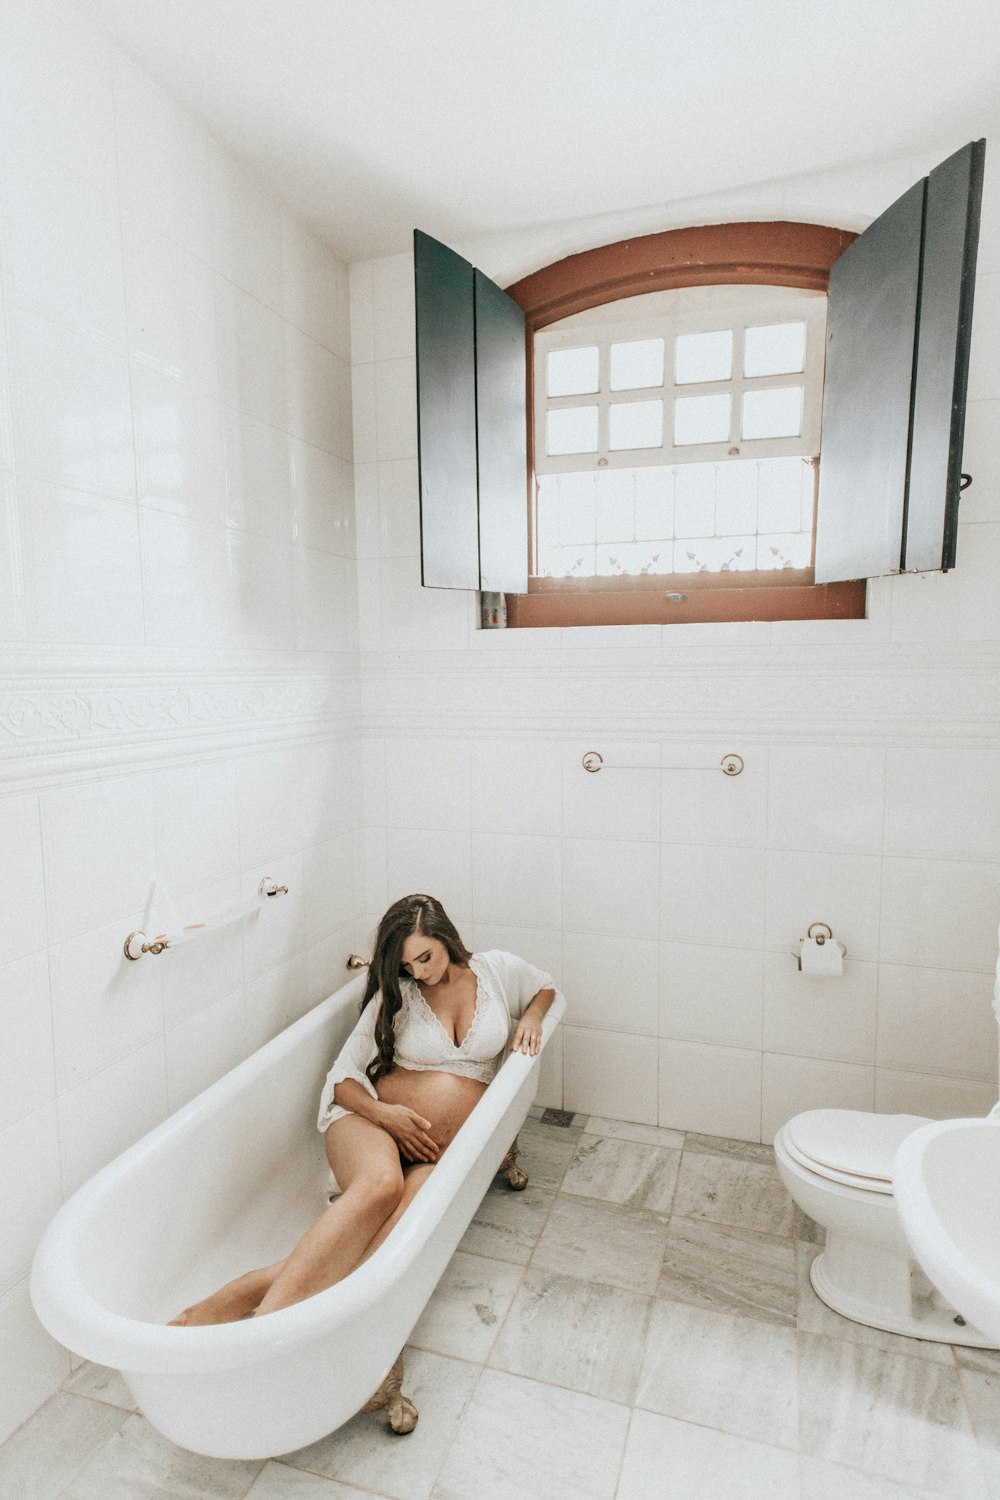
[794,921,847,970]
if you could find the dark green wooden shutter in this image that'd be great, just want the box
[474,269,528,594]
[904,140,985,571]
[815,140,985,585]
[414,230,479,589]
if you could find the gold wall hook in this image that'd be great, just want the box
[346,954,370,969]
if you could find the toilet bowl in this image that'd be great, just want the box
[774,1108,997,1347]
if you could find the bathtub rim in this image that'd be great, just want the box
[31,980,564,1375]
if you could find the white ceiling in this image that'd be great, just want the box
[76,0,1000,263]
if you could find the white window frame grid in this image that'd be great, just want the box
[533,286,827,477]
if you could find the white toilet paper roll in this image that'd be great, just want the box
[799,935,843,976]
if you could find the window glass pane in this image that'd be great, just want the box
[596,540,670,575]
[715,461,758,536]
[675,330,732,384]
[610,338,664,390]
[547,346,599,396]
[674,462,716,537]
[741,386,802,440]
[744,321,805,377]
[609,400,663,450]
[555,471,597,545]
[536,543,597,578]
[674,393,731,445]
[675,537,756,573]
[546,405,598,455]
[757,457,807,531]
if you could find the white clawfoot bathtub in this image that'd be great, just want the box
[31,972,565,1459]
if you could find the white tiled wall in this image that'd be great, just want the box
[0,0,360,1442]
[352,134,1000,1150]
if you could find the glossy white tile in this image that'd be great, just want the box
[763,952,878,1065]
[374,356,417,461]
[21,481,143,646]
[563,740,660,841]
[165,988,246,1112]
[471,739,562,836]
[659,1039,762,1139]
[377,458,420,557]
[9,310,134,497]
[874,1069,997,1119]
[661,744,767,847]
[563,1026,657,1123]
[385,738,471,831]
[49,917,164,1091]
[563,837,659,938]
[0,1108,61,1296]
[472,832,562,929]
[561,932,658,1033]
[876,964,996,1079]
[659,942,764,1048]
[1,140,126,346]
[0,1286,70,1448]
[40,776,156,943]
[768,744,884,853]
[765,849,882,960]
[132,364,225,523]
[373,254,415,361]
[661,844,766,948]
[385,829,472,928]
[879,858,1000,970]
[885,746,1000,860]
[0,793,46,966]
[281,220,350,361]
[123,225,218,394]
[56,1038,168,1196]
[762,1053,875,1142]
[0,953,54,1133]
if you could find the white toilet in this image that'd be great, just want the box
[774,1106,998,1347]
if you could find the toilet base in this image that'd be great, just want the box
[810,1243,998,1348]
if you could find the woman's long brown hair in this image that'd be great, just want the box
[361,894,472,1085]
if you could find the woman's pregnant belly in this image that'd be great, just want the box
[375,1067,487,1153]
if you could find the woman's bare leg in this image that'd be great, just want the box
[169,1071,488,1326]
[170,1116,403,1325]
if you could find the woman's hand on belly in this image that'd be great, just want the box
[373,1102,439,1163]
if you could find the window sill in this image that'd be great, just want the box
[506,572,866,627]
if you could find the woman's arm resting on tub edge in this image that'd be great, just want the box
[332,1078,439,1163]
[510,988,555,1056]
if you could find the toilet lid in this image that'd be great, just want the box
[783,1109,931,1194]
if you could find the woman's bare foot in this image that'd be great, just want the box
[168,1266,277,1326]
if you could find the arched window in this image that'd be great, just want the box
[503,221,866,627]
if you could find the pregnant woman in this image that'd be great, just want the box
[170,893,557,1422]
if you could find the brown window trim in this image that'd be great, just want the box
[503,222,864,629]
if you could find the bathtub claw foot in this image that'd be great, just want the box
[498,1137,529,1191]
[362,1351,418,1434]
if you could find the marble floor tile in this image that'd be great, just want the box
[431,1367,630,1500]
[583,1117,685,1150]
[956,1361,1000,1500]
[793,1204,826,1245]
[528,1109,589,1141]
[62,1361,138,1410]
[248,1463,376,1498]
[61,1413,264,1500]
[800,1455,957,1499]
[458,1183,555,1264]
[671,1151,795,1237]
[283,1349,479,1500]
[488,1266,651,1404]
[796,1243,954,1364]
[512,1127,577,1190]
[683,1132,775,1164]
[562,1136,681,1215]
[0,1392,131,1500]
[657,1215,797,1327]
[531,1193,670,1294]
[409,1250,524,1362]
[797,1331,986,1497]
[636,1299,798,1449]
[616,1409,800,1500]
